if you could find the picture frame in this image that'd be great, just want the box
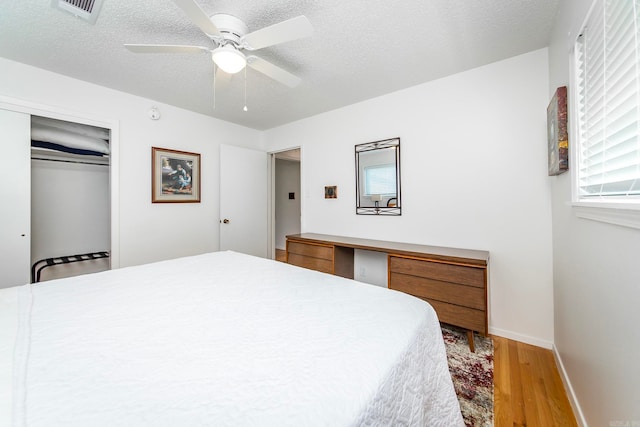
[325,186,337,199]
[547,86,568,176]
[152,147,201,203]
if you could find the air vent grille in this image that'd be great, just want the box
[51,0,105,24]
[64,0,96,13]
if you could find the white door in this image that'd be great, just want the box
[0,109,31,288]
[219,144,268,258]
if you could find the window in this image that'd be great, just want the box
[364,164,396,196]
[574,0,640,200]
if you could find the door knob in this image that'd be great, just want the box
[222,219,230,224]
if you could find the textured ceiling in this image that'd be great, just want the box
[0,0,560,130]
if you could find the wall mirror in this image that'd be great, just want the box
[355,137,401,215]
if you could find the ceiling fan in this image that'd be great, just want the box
[124,0,313,88]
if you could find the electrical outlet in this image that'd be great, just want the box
[359,267,366,278]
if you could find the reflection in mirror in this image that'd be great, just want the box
[355,138,401,215]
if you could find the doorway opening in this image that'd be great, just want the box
[31,115,111,282]
[271,148,301,261]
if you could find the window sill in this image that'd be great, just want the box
[572,201,640,230]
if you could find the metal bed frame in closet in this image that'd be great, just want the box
[31,251,110,283]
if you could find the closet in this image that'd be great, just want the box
[0,109,111,288]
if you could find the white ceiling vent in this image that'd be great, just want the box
[51,0,105,24]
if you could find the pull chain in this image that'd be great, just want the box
[213,64,217,110]
[243,66,248,112]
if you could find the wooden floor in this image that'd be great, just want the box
[493,335,577,426]
[275,248,578,426]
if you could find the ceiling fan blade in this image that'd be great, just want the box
[241,16,313,50]
[172,0,221,37]
[124,44,210,54]
[247,55,301,88]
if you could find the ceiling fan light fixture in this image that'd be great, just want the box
[211,45,246,74]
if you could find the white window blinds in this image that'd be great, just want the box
[575,0,640,198]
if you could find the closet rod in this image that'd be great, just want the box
[31,156,109,167]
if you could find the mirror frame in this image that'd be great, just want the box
[355,137,401,215]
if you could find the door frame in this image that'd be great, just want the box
[268,146,302,260]
[0,95,120,268]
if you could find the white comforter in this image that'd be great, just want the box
[1,251,463,426]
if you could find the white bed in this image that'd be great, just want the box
[0,251,463,426]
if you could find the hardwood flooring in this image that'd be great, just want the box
[493,335,577,426]
[274,248,578,426]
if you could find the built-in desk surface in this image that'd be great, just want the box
[287,233,489,266]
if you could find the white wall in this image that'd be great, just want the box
[31,159,110,264]
[265,49,554,346]
[275,158,301,249]
[548,2,640,426]
[0,57,262,269]
[354,250,388,287]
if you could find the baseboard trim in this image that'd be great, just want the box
[488,326,553,349]
[552,345,588,427]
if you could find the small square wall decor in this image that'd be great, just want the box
[547,86,568,176]
[324,186,337,199]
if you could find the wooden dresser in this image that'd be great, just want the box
[286,233,489,350]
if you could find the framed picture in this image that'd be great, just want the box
[325,186,337,199]
[547,86,568,176]
[152,147,201,203]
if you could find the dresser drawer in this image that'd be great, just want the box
[427,300,486,333]
[287,241,333,260]
[389,255,485,288]
[287,241,334,274]
[388,254,487,334]
[288,253,333,274]
[389,272,485,310]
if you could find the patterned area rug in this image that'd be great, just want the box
[441,324,494,427]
